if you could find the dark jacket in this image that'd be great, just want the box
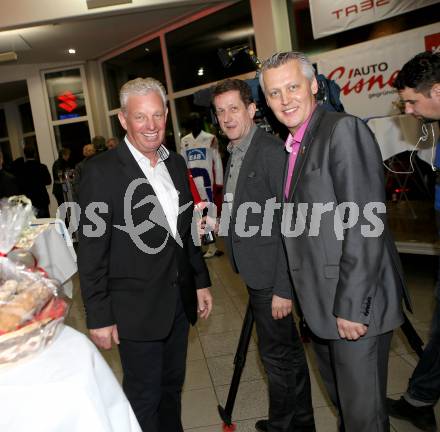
[78,141,211,341]
[222,127,292,299]
[0,169,20,199]
[20,159,51,209]
[282,105,411,339]
[52,157,70,196]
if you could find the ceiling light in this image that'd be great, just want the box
[198,67,204,76]
[0,51,18,63]
[216,27,254,42]
[144,47,150,52]
[68,48,76,54]
[86,0,132,9]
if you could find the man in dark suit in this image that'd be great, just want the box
[212,79,314,432]
[260,51,411,431]
[0,149,20,199]
[78,77,212,432]
[51,147,71,206]
[20,145,51,217]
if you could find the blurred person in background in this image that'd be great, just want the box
[0,149,20,199]
[388,51,440,432]
[106,137,118,150]
[51,147,71,206]
[20,145,51,217]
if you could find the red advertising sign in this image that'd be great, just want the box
[425,32,440,53]
[57,91,78,113]
[309,0,439,39]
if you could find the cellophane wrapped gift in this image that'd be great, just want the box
[0,197,70,365]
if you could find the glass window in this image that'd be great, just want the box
[174,94,227,164]
[19,102,35,134]
[288,1,440,54]
[175,94,216,137]
[164,117,176,153]
[110,114,125,141]
[0,109,8,138]
[45,69,87,121]
[166,1,256,92]
[53,122,91,166]
[103,38,165,111]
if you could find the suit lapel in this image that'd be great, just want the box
[165,154,185,234]
[287,106,325,202]
[116,142,174,235]
[116,141,150,185]
[224,155,232,190]
[230,128,261,218]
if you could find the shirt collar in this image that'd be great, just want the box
[227,124,257,154]
[285,106,316,153]
[124,136,169,165]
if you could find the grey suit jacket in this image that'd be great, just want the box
[222,127,292,299]
[283,106,412,339]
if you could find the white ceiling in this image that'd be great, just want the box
[0,0,230,65]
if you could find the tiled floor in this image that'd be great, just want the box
[65,252,440,431]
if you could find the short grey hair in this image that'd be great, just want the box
[259,51,316,93]
[119,77,167,113]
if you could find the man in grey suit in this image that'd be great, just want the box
[211,78,315,432]
[260,51,411,431]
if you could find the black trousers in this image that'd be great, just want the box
[248,286,315,431]
[311,331,393,432]
[118,294,190,432]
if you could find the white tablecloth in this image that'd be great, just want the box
[30,218,77,298]
[0,325,141,432]
[367,114,439,163]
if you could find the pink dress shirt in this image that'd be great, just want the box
[284,109,316,199]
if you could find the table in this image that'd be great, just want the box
[0,325,141,432]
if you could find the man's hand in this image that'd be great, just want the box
[272,295,292,320]
[336,317,367,340]
[197,215,219,237]
[89,324,119,350]
[197,288,213,319]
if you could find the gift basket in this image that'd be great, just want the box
[0,196,70,365]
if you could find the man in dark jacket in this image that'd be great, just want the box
[78,77,212,432]
[20,145,52,217]
[51,147,71,206]
[388,51,440,432]
[0,149,20,199]
[212,78,314,432]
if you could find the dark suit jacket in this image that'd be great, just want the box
[0,169,20,199]
[283,106,411,340]
[222,127,292,299]
[78,142,211,341]
[19,160,51,208]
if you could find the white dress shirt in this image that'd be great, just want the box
[125,137,179,237]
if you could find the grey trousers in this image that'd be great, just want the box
[312,331,393,432]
